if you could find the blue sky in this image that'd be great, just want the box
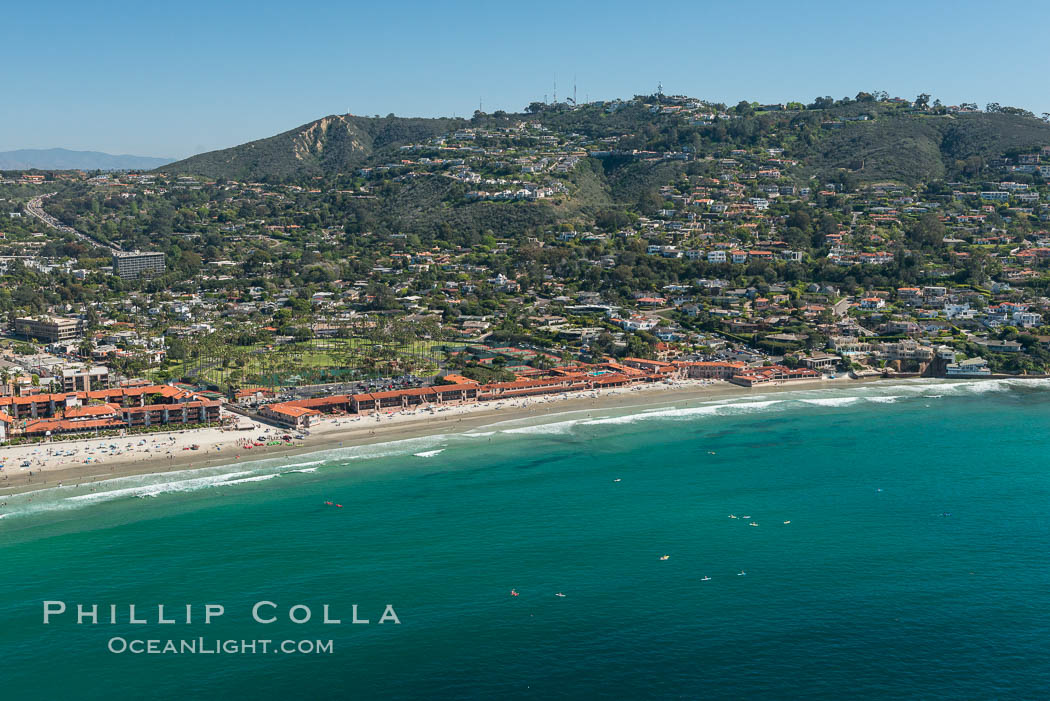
[3,0,1046,159]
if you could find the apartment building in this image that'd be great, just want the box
[14,316,84,342]
[112,251,165,279]
[60,366,110,392]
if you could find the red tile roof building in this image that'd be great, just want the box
[6,384,222,438]
[728,365,820,387]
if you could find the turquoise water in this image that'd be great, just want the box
[3,379,1050,699]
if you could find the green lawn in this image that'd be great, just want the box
[152,337,447,389]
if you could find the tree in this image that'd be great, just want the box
[596,209,632,231]
[787,208,812,232]
[636,189,665,215]
[625,333,654,359]
[960,155,985,178]
[1000,105,1035,118]
[915,93,931,110]
[591,332,614,358]
[907,212,946,248]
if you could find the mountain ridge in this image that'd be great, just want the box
[161,114,466,180]
[0,148,173,171]
[158,98,1050,186]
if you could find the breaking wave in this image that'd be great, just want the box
[0,434,455,520]
[799,397,862,407]
[500,419,582,436]
[222,474,281,485]
[580,400,785,426]
[497,378,1050,435]
[282,459,326,470]
[4,377,1047,521]
[66,470,256,504]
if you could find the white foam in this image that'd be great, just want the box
[9,377,1048,520]
[890,379,1022,397]
[805,378,1050,405]
[302,434,451,463]
[65,470,255,504]
[799,397,861,407]
[413,449,445,458]
[501,419,581,435]
[581,400,786,426]
[222,474,280,485]
[700,399,784,413]
[343,444,435,461]
[282,459,325,469]
[701,394,769,404]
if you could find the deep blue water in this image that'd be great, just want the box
[2,378,1050,699]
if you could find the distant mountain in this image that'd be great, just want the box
[0,148,174,171]
[161,114,466,180]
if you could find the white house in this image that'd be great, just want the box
[944,303,974,320]
[1013,311,1042,328]
[946,358,991,376]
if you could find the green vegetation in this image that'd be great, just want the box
[163,115,466,181]
[6,91,1050,387]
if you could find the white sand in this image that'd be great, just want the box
[0,375,851,491]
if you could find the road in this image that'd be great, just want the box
[25,193,123,253]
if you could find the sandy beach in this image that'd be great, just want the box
[0,376,862,498]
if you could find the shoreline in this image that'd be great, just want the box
[0,374,971,500]
[0,377,848,498]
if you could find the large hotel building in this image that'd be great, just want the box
[112,251,165,279]
[14,315,84,342]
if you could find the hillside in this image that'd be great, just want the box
[0,148,173,171]
[158,100,1050,188]
[161,114,465,180]
[807,111,1050,182]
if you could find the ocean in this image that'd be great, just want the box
[2,378,1050,699]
